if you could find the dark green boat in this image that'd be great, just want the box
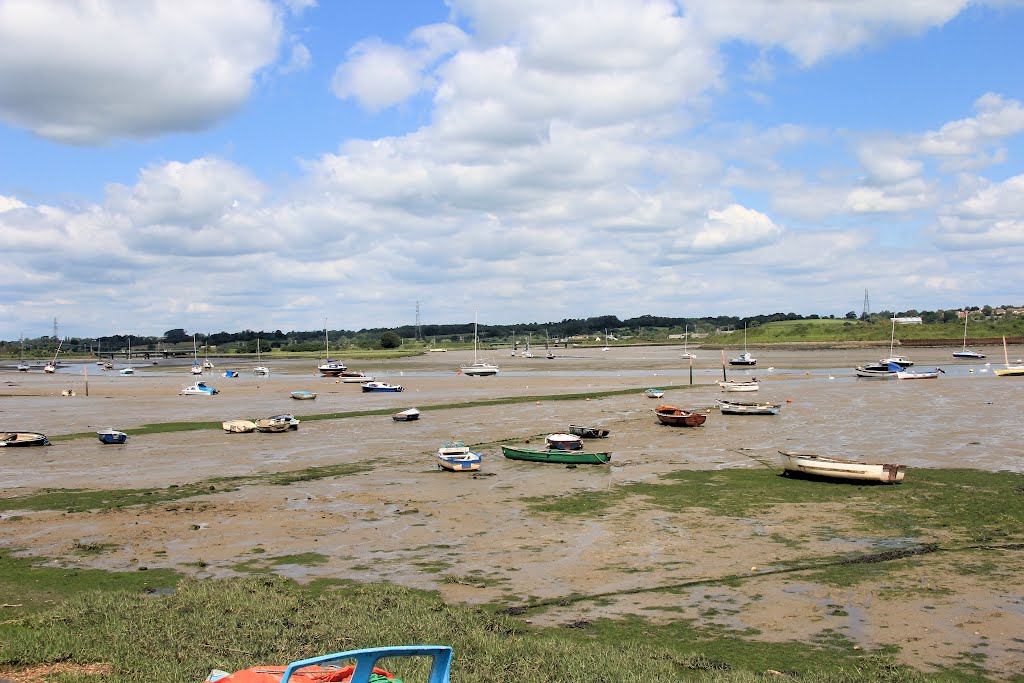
[500,445,612,464]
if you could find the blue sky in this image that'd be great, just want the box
[1,0,1023,340]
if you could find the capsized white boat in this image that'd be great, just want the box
[391,407,421,421]
[779,450,906,483]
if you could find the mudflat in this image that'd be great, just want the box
[2,345,1022,678]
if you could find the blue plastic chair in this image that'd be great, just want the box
[279,645,452,683]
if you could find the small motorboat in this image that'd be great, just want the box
[181,381,219,396]
[222,370,239,378]
[568,424,610,438]
[290,390,317,400]
[317,359,349,376]
[392,407,421,422]
[654,405,707,427]
[222,419,257,433]
[854,362,898,378]
[362,381,404,392]
[1,432,50,447]
[545,433,584,450]
[643,388,665,399]
[728,350,757,366]
[436,440,482,471]
[96,428,128,444]
[203,645,453,683]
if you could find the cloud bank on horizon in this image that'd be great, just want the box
[1,0,1023,339]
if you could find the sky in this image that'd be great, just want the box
[2,0,1024,340]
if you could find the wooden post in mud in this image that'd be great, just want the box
[689,355,693,385]
[84,365,89,397]
[720,349,727,382]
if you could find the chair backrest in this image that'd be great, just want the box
[280,646,452,683]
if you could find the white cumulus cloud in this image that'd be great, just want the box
[0,0,282,144]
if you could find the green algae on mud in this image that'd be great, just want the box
[0,462,373,513]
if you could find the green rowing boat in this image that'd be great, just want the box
[500,445,612,465]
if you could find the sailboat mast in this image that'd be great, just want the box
[962,311,969,350]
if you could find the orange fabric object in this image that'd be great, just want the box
[216,665,394,682]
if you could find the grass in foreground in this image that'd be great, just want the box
[0,573,986,683]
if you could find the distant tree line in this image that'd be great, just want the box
[3,304,1020,356]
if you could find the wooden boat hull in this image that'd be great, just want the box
[654,405,707,427]
[994,366,1024,376]
[392,408,421,421]
[268,414,300,430]
[568,424,609,438]
[896,369,941,379]
[779,451,906,483]
[290,391,317,400]
[254,418,290,433]
[501,445,611,464]
[1,432,50,447]
[717,399,781,415]
[719,381,759,392]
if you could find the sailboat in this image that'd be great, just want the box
[680,324,697,360]
[317,320,348,375]
[17,335,30,372]
[952,311,985,359]
[602,328,610,351]
[521,333,533,357]
[119,336,135,375]
[879,317,913,367]
[993,336,1024,377]
[510,331,517,357]
[202,335,215,369]
[253,337,270,376]
[546,329,555,359]
[459,314,499,376]
[43,338,63,373]
[190,334,203,375]
[728,323,757,366]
